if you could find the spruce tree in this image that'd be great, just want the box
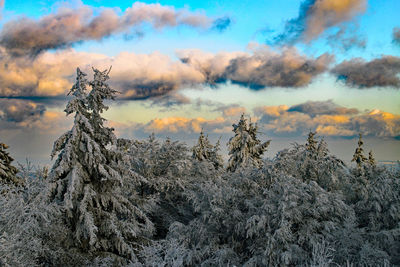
[306,131,318,153]
[192,130,213,161]
[209,138,224,170]
[49,67,153,261]
[352,133,368,169]
[0,142,21,186]
[192,131,224,169]
[368,150,376,167]
[227,114,270,172]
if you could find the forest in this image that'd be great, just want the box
[1,68,399,267]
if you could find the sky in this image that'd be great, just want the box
[0,0,399,165]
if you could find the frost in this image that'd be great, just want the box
[1,70,399,266]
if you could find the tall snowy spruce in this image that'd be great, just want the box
[192,130,223,169]
[0,142,21,186]
[227,114,270,172]
[49,67,153,262]
[352,133,368,169]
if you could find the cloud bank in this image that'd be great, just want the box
[179,45,333,89]
[0,2,227,57]
[255,101,400,138]
[331,56,400,88]
[0,45,334,103]
[119,100,400,140]
[0,99,45,123]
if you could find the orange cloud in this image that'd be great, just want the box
[222,106,247,117]
[144,116,227,134]
[256,101,400,138]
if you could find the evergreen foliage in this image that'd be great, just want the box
[1,69,399,266]
[49,67,153,261]
[352,133,368,169]
[227,114,270,172]
[0,142,21,186]
[306,131,318,153]
[274,133,346,191]
[192,130,224,170]
[368,150,376,167]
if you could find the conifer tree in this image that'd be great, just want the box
[209,138,224,170]
[368,150,376,167]
[227,114,270,172]
[352,133,368,169]
[49,67,153,261]
[0,142,21,185]
[306,131,318,153]
[192,131,224,169]
[192,130,213,161]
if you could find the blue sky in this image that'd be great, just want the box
[0,0,399,164]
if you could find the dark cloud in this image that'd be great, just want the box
[211,16,232,32]
[149,93,191,111]
[0,99,45,123]
[180,46,333,89]
[273,0,367,44]
[393,27,400,45]
[331,56,400,88]
[0,96,67,107]
[287,100,359,116]
[0,3,222,57]
[224,51,332,88]
[326,25,366,51]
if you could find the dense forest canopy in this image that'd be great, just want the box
[1,68,399,267]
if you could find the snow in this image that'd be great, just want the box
[0,69,399,266]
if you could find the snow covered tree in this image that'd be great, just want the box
[192,130,223,170]
[0,142,21,186]
[273,135,347,191]
[368,150,376,167]
[306,131,318,153]
[209,138,224,170]
[142,163,355,266]
[49,67,153,262]
[227,114,270,172]
[352,133,368,169]
[125,134,195,239]
[192,130,212,161]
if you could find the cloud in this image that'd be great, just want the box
[104,51,205,99]
[212,104,247,117]
[0,0,4,19]
[0,98,71,136]
[0,44,333,104]
[179,45,333,88]
[287,100,359,116]
[255,101,400,138]
[0,99,45,123]
[331,56,400,88]
[393,27,400,45]
[211,16,232,32]
[0,49,204,101]
[119,100,399,140]
[0,2,226,57]
[326,25,366,51]
[274,0,367,44]
[149,92,191,110]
